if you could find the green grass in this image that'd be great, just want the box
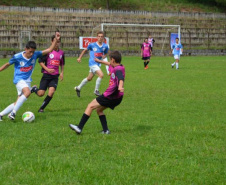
[0,56,225,184]
[1,0,225,13]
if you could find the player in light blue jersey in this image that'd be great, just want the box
[171,38,183,70]
[0,32,60,121]
[74,31,109,97]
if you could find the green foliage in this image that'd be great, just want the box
[0,56,226,184]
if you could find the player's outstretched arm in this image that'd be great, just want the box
[77,49,87,63]
[118,80,124,92]
[42,31,61,56]
[94,58,110,66]
[0,62,10,72]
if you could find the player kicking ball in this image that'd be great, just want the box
[69,51,125,134]
[0,32,60,121]
[31,35,65,113]
[74,31,109,97]
[171,38,183,70]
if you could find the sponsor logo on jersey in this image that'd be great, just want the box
[20,66,33,72]
[93,48,97,52]
[109,80,114,86]
[94,53,103,57]
[50,60,60,66]
[49,54,54,59]
[111,73,115,79]
[20,61,25,66]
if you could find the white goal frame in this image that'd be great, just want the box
[100,23,181,54]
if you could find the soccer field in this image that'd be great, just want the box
[0,56,225,184]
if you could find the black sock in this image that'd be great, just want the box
[144,62,147,67]
[147,61,149,65]
[78,113,90,130]
[99,115,108,131]
[40,95,52,110]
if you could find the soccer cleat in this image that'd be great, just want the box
[101,130,111,134]
[38,109,44,113]
[69,124,82,134]
[8,112,16,120]
[171,64,174,68]
[0,115,3,121]
[74,86,80,97]
[31,85,38,93]
[94,90,101,96]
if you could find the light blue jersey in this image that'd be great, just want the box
[172,43,183,56]
[87,42,109,67]
[9,51,42,84]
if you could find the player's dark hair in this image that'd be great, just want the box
[176,37,179,40]
[144,38,148,42]
[97,31,105,36]
[26,41,37,49]
[51,35,61,42]
[109,51,122,64]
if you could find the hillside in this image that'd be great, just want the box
[0,0,226,13]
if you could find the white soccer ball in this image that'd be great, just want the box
[22,111,35,123]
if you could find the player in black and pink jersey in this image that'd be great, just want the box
[69,51,125,135]
[31,35,65,113]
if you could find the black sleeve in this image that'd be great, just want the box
[153,39,155,43]
[115,70,124,81]
[62,53,65,65]
[38,54,48,63]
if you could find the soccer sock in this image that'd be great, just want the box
[106,65,110,75]
[77,78,88,90]
[172,62,175,66]
[0,103,14,116]
[99,115,109,132]
[95,77,102,91]
[176,63,179,69]
[40,95,52,110]
[13,95,27,113]
[78,113,90,130]
[147,61,149,65]
[144,62,147,67]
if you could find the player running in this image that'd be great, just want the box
[141,38,152,69]
[148,34,155,51]
[69,51,125,134]
[31,35,65,113]
[74,31,109,97]
[171,38,183,70]
[0,32,60,121]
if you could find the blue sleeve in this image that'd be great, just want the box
[172,45,175,49]
[35,51,43,58]
[180,44,183,49]
[87,43,92,51]
[104,45,109,54]
[9,55,17,65]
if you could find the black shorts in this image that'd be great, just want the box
[39,73,59,91]
[142,56,150,60]
[96,95,123,110]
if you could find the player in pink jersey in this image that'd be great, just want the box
[69,51,125,135]
[31,35,65,113]
[141,38,152,69]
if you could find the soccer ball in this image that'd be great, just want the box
[22,111,35,123]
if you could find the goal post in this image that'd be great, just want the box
[100,23,181,55]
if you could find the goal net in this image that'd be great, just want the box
[20,31,31,50]
[97,23,180,55]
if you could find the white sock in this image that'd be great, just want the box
[95,77,102,91]
[106,65,109,75]
[13,95,27,113]
[77,78,88,90]
[172,62,175,66]
[176,63,179,69]
[0,103,14,116]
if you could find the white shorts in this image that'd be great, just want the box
[174,55,180,60]
[89,65,101,74]
[16,80,31,96]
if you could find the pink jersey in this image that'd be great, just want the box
[103,65,125,99]
[38,50,65,76]
[141,42,151,57]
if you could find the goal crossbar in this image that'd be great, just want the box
[100,23,181,41]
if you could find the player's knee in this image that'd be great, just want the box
[37,91,45,97]
[87,77,92,81]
